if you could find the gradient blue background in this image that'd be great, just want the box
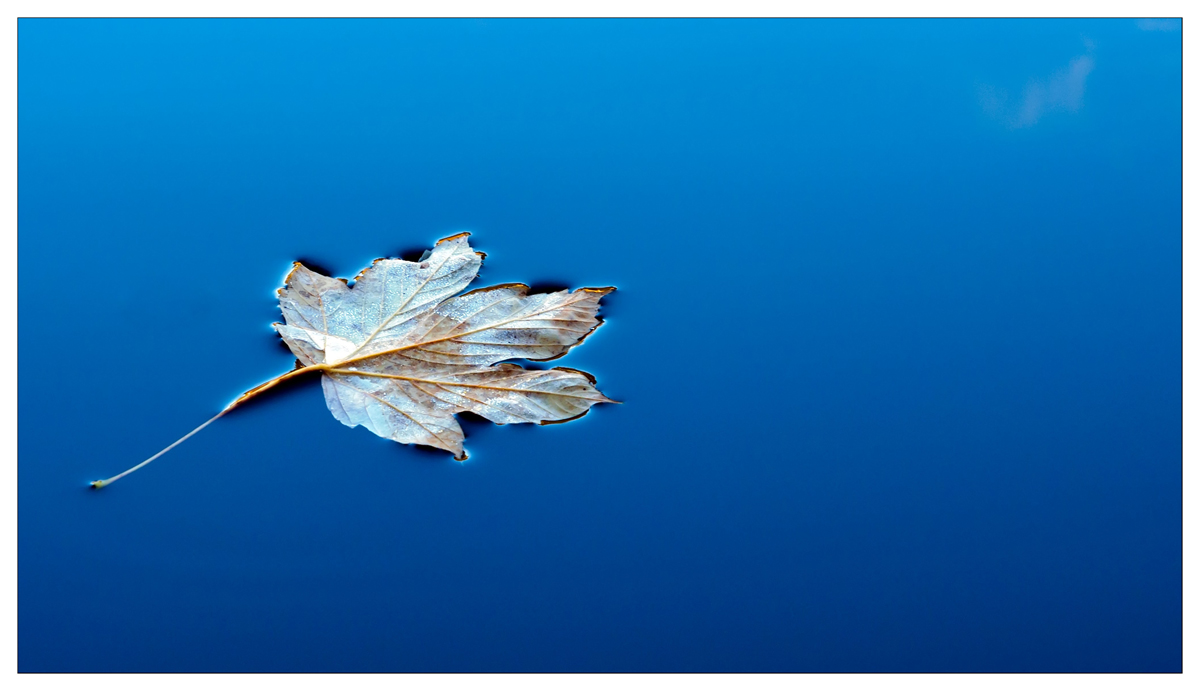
[19,19,1181,672]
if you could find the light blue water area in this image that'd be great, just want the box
[19,19,1180,671]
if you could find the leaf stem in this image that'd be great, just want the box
[90,407,231,489]
[91,364,327,489]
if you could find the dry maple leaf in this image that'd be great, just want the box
[92,233,615,488]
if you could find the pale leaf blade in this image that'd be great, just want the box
[277,263,350,334]
[329,361,613,425]
[339,233,483,352]
[351,285,611,366]
[274,233,483,366]
[321,372,466,458]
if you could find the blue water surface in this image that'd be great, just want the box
[18,19,1181,672]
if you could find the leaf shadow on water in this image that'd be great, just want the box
[388,245,433,263]
[458,411,500,439]
[397,441,456,462]
[594,286,622,317]
[229,361,318,411]
[526,281,571,294]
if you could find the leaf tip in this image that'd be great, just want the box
[436,231,472,245]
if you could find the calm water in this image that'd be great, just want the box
[19,19,1181,672]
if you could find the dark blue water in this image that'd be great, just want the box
[19,19,1181,672]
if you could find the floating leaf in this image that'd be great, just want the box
[92,233,615,488]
